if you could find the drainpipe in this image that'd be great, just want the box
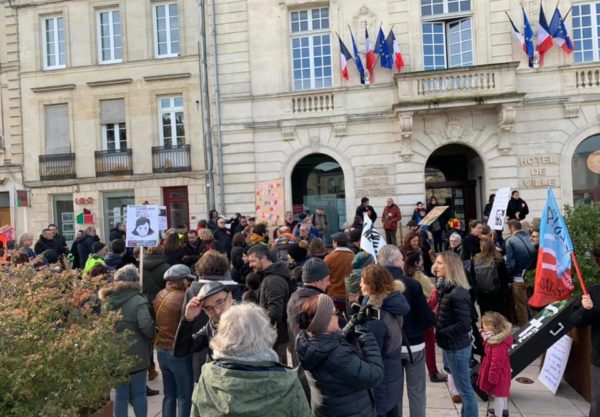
[210,0,225,215]
[199,0,215,215]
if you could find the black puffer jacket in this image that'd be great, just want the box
[435,282,472,351]
[572,285,600,366]
[286,285,325,365]
[142,253,170,305]
[259,261,292,345]
[296,331,384,417]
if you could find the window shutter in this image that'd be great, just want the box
[100,99,125,124]
[45,104,70,154]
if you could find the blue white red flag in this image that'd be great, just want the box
[549,7,574,54]
[537,5,554,66]
[529,187,574,308]
[350,30,366,84]
[338,35,353,81]
[385,29,404,72]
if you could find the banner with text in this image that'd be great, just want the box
[487,187,511,231]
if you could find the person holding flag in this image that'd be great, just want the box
[528,188,576,310]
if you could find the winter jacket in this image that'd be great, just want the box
[54,234,68,256]
[506,197,529,220]
[325,247,355,299]
[572,285,600,366]
[461,234,481,260]
[109,228,125,242]
[213,228,232,256]
[174,317,217,359]
[311,213,328,237]
[164,248,184,266]
[386,266,435,347]
[70,238,82,268]
[142,253,171,305]
[230,246,251,285]
[192,359,311,417]
[356,204,377,222]
[182,240,203,268]
[362,281,410,415]
[99,281,155,374]
[435,282,473,351]
[259,261,292,345]
[296,331,384,417]
[382,204,401,230]
[34,235,64,258]
[286,285,325,365]
[104,252,124,271]
[154,287,186,350]
[504,231,535,278]
[478,320,513,397]
[77,235,96,267]
[83,255,105,275]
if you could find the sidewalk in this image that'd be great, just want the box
[136,357,589,417]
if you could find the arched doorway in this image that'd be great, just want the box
[292,154,346,241]
[572,134,600,205]
[425,144,484,228]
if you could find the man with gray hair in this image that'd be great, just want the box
[377,244,434,417]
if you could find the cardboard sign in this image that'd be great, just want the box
[126,205,160,247]
[538,335,573,394]
[487,187,511,231]
[418,206,448,226]
[255,179,285,226]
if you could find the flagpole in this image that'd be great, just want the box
[570,252,589,295]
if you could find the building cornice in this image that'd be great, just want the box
[87,78,134,88]
[30,84,76,93]
[143,73,192,82]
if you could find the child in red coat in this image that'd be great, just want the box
[478,312,513,417]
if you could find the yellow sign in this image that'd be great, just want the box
[255,179,285,226]
[418,206,449,226]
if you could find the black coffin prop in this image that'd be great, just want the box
[509,298,577,378]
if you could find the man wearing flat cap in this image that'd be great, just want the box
[324,232,355,312]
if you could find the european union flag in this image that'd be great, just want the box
[374,26,393,69]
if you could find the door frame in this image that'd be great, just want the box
[162,186,189,229]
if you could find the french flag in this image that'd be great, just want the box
[529,188,575,309]
[537,5,553,66]
[385,29,405,72]
[365,28,376,83]
[338,35,353,81]
[549,7,574,54]
[507,12,526,53]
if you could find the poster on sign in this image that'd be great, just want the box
[487,187,511,231]
[126,205,160,248]
[418,206,449,227]
[255,179,285,226]
[538,334,573,394]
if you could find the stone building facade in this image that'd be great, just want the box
[7,0,600,241]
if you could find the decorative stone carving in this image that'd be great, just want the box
[563,104,580,119]
[281,126,295,141]
[497,104,517,154]
[397,112,413,161]
[445,116,465,141]
[352,5,377,45]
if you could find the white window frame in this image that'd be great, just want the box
[158,96,184,147]
[97,9,122,64]
[290,8,333,91]
[42,16,66,70]
[102,123,127,151]
[572,2,600,63]
[421,0,472,18]
[153,2,180,58]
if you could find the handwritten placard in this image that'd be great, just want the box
[255,179,285,226]
[538,334,573,394]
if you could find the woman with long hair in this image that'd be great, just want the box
[163,232,184,266]
[360,265,410,417]
[307,237,328,259]
[434,251,478,417]
[471,239,509,316]
[296,294,384,417]
[402,230,434,278]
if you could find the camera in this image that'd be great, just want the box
[341,303,380,339]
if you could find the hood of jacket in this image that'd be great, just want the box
[198,359,304,415]
[264,261,291,279]
[143,253,170,271]
[295,331,341,371]
[487,320,513,345]
[367,280,406,310]
[99,281,141,307]
[104,252,123,269]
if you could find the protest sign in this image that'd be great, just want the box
[361,213,386,261]
[487,187,511,231]
[126,205,160,248]
[255,179,285,226]
[538,334,573,394]
[418,206,448,226]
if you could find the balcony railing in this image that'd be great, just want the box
[292,93,335,113]
[395,62,519,106]
[39,153,76,180]
[152,144,191,173]
[95,149,133,176]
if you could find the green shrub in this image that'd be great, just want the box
[564,204,600,292]
[0,267,134,417]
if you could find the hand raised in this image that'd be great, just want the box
[582,294,594,311]
[185,297,203,321]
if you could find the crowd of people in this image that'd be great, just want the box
[4,191,598,417]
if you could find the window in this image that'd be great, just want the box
[153,3,180,58]
[572,3,600,63]
[43,16,66,69]
[100,99,126,151]
[44,104,70,154]
[421,0,473,70]
[158,96,184,147]
[290,8,332,90]
[97,9,122,64]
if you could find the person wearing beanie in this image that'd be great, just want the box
[83,241,109,275]
[345,251,375,307]
[287,240,309,283]
[99,264,155,417]
[296,294,384,417]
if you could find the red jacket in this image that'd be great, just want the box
[478,322,513,397]
[382,204,401,230]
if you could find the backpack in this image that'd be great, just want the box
[473,260,501,295]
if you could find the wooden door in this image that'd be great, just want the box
[162,186,189,229]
